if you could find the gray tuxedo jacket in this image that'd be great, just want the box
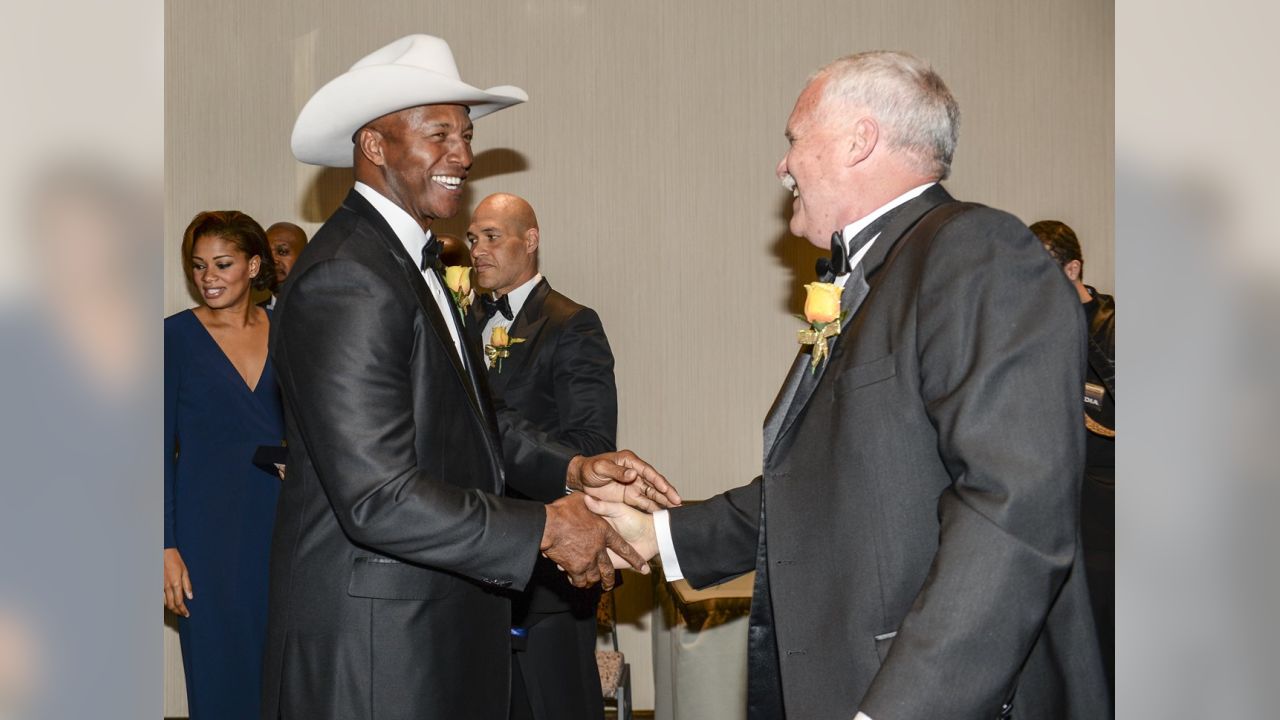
[670,185,1110,719]
[261,190,575,720]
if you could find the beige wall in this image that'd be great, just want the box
[164,0,1113,713]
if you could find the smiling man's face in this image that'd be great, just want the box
[374,104,474,226]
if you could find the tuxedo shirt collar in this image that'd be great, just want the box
[481,274,543,363]
[352,181,466,361]
[835,181,936,283]
[494,273,543,321]
[353,181,433,265]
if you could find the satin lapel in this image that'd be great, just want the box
[858,183,953,278]
[771,268,869,450]
[490,279,551,389]
[342,191,483,417]
[762,352,808,462]
[768,185,953,451]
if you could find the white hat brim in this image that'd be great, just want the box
[291,64,527,167]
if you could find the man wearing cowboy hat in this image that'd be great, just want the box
[263,34,680,719]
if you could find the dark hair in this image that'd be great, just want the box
[181,210,277,293]
[1029,220,1083,276]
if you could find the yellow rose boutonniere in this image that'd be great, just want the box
[797,282,844,371]
[485,325,526,373]
[443,265,473,321]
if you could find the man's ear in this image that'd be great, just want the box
[1064,259,1083,282]
[356,126,387,167]
[524,227,540,255]
[845,116,878,168]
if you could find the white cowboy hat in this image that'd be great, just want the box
[291,34,527,167]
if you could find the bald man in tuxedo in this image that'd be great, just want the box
[468,192,616,720]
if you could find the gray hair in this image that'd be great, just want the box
[812,51,960,180]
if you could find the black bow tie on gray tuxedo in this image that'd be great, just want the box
[815,230,852,281]
[481,293,513,321]
[815,211,896,281]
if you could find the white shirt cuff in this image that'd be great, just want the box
[855,713,873,720]
[653,509,685,581]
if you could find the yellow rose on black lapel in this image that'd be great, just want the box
[444,266,471,296]
[491,325,510,347]
[797,282,844,371]
[443,265,472,319]
[803,282,842,324]
[485,325,525,373]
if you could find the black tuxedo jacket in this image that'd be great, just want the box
[470,278,618,617]
[669,185,1110,719]
[262,190,576,720]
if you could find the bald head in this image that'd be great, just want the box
[266,222,308,285]
[468,193,540,297]
[475,193,538,234]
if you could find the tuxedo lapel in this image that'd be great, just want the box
[767,185,953,455]
[770,269,868,453]
[342,191,485,420]
[763,354,808,461]
[858,183,953,278]
[485,279,550,391]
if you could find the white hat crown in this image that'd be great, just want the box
[291,34,527,168]
[352,34,460,80]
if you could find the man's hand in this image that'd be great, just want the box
[566,450,682,512]
[583,496,658,570]
[541,493,649,590]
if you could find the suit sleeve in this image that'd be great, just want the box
[494,307,617,501]
[551,308,618,456]
[163,320,179,549]
[495,397,577,501]
[667,476,762,588]
[278,258,546,586]
[860,210,1088,718]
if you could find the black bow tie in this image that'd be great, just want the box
[481,293,513,321]
[815,209,903,282]
[815,230,851,282]
[420,235,442,273]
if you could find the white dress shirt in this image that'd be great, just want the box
[480,273,543,367]
[353,182,465,361]
[653,182,935,720]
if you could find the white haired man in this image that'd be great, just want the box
[591,51,1110,719]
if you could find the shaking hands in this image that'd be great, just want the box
[540,450,679,590]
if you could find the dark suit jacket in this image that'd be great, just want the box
[670,185,1110,719]
[262,189,577,720]
[469,278,618,618]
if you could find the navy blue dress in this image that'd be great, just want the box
[164,309,282,719]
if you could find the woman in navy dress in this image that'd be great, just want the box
[164,211,283,719]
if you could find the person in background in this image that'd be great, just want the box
[164,210,283,719]
[467,192,617,720]
[437,231,471,267]
[262,222,308,310]
[1032,218,1115,696]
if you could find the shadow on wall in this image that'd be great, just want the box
[769,193,824,317]
[296,149,530,234]
[300,166,355,224]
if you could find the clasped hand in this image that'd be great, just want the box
[541,450,679,590]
